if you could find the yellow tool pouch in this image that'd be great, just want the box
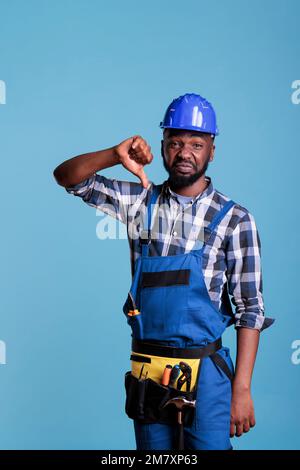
[124,338,222,426]
[130,353,200,392]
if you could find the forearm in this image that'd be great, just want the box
[53,146,119,187]
[233,328,260,392]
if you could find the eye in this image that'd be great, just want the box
[169,141,180,148]
[193,143,203,149]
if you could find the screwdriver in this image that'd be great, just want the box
[169,364,181,387]
[161,365,173,386]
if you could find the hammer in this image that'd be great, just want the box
[163,396,196,450]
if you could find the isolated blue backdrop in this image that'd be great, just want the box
[0,0,299,450]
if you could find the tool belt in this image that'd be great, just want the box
[124,337,233,427]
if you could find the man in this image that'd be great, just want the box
[53,93,274,450]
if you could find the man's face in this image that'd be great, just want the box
[161,129,215,189]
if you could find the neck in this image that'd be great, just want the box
[169,175,208,197]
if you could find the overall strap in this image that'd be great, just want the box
[204,200,235,245]
[140,184,163,257]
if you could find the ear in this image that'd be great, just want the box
[209,143,215,162]
[161,140,165,158]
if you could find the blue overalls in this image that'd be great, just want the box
[124,185,236,450]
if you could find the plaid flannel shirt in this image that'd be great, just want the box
[66,173,274,332]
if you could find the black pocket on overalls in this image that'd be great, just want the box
[124,372,195,426]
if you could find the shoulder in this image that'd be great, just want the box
[212,188,257,235]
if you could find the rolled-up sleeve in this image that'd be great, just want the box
[65,173,148,224]
[226,211,275,332]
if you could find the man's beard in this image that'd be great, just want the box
[162,154,210,190]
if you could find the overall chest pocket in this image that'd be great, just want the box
[140,269,191,335]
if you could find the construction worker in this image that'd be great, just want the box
[53,93,274,450]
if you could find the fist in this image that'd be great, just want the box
[115,135,153,188]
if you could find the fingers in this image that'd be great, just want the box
[137,167,149,189]
[250,414,256,428]
[131,135,141,150]
[131,135,146,150]
[230,421,244,438]
[117,135,152,188]
[230,418,254,438]
[230,422,235,438]
[130,135,153,164]
[242,420,250,433]
[235,423,244,437]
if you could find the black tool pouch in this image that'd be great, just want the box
[124,371,196,427]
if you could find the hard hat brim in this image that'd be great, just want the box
[159,124,218,136]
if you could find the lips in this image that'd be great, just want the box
[174,163,194,173]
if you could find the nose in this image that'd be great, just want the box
[178,144,192,159]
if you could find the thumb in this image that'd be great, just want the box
[138,168,149,189]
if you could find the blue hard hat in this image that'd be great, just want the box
[159,93,219,136]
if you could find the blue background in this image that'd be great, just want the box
[0,0,299,450]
